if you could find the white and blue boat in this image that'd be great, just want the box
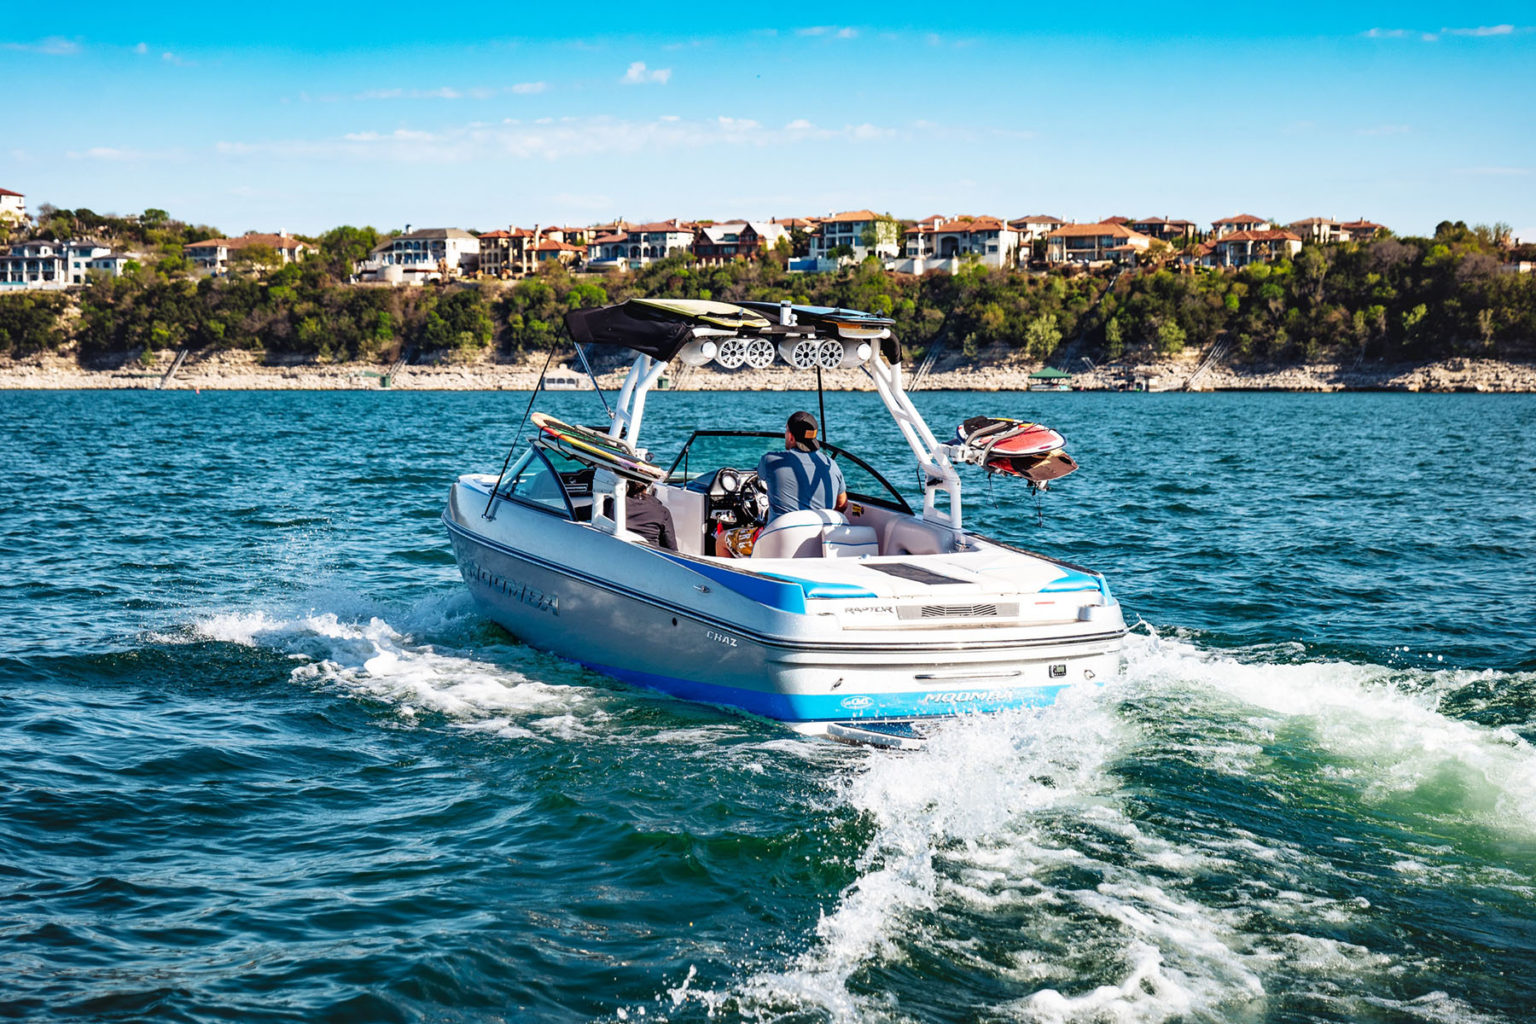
[443,299,1124,747]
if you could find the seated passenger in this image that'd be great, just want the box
[625,480,677,551]
[755,411,847,522]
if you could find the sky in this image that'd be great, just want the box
[3,1,1534,239]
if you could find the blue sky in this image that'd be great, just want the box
[4,2,1533,239]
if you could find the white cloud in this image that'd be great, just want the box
[621,61,671,85]
[134,42,148,55]
[66,146,176,161]
[214,115,934,165]
[352,83,547,101]
[2,36,81,56]
[1442,24,1516,36]
[1365,23,1526,41]
[797,26,859,38]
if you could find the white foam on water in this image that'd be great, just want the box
[1124,631,1536,832]
[719,633,1530,1023]
[184,605,592,731]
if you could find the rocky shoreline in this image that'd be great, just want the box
[2,349,1534,393]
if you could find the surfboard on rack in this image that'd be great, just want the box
[952,417,1065,457]
[739,302,895,338]
[951,416,1078,484]
[531,412,665,482]
[628,298,773,332]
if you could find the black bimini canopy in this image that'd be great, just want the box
[564,301,699,363]
[564,297,902,364]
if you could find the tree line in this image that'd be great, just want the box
[1,216,1532,366]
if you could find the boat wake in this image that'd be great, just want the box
[178,592,607,740]
[683,632,1536,1024]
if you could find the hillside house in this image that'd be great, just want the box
[808,210,900,267]
[692,221,789,265]
[1009,215,1067,242]
[0,187,24,223]
[901,216,1021,270]
[186,233,314,276]
[359,227,480,282]
[1203,229,1302,268]
[477,227,537,278]
[1045,223,1153,265]
[1131,217,1199,242]
[1288,217,1344,245]
[1211,214,1271,238]
[1339,219,1386,242]
[0,239,137,288]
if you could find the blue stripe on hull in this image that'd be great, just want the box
[581,660,1069,723]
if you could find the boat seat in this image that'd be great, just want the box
[822,524,879,559]
[881,517,950,556]
[754,509,850,559]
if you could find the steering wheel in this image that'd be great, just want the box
[736,473,770,525]
[710,469,770,526]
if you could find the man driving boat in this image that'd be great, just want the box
[756,411,847,521]
[716,411,846,558]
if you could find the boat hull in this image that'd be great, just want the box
[444,494,1124,729]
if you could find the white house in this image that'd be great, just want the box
[363,227,480,280]
[808,210,900,268]
[1288,217,1345,245]
[900,215,1021,271]
[0,240,64,287]
[1009,215,1067,242]
[0,187,25,223]
[186,233,314,275]
[0,239,137,288]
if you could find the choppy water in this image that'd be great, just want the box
[2,389,1534,1023]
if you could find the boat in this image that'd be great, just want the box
[442,298,1125,745]
[1027,367,1074,391]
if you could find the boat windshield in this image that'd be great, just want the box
[664,430,912,513]
[497,446,595,519]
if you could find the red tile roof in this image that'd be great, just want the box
[1217,229,1301,243]
[628,219,692,233]
[821,210,883,223]
[1213,214,1267,225]
[0,188,22,197]
[187,233,310,251]
[1047,222,1149,240]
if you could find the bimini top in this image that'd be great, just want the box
[565,298,901,364]
[565,299,777,362]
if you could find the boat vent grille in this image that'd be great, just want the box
[900,603,1019,620]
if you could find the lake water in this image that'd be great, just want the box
[2,389,1533,1023]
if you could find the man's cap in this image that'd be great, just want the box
[787,410,820,451]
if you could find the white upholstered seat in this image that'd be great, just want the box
[753,509,849,559]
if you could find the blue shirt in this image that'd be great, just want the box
[757,448,846,520]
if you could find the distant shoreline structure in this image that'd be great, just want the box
[3,352,1533,394]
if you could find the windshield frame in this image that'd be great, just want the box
[664,429,913,514]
